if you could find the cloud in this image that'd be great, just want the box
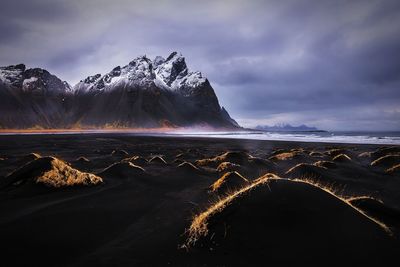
[0,0,399,130]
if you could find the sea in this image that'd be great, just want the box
[167,131,400,145]
[1,130,399,145]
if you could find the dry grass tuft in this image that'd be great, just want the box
[210,171,249,193]
[36,158,102,187]
[8,156,102,188]
[325,149,349,157]
[28,152,41,159]
[185,175,271,248]
[385,164,400,174]
[101,161,145,173]
[253,172,280,182]
[196,151,250,167]
[358,152,372,158]
[314,160,337,169]
[216,162,241,172]
[121,156,148,165]
[309,151,325,157]
[175,153,185,158]
[76,156,90,162]
[332,154,352,162]
[371,155,400,167]
[149,156,167,164]
[347,195,384,204]
[177,161,200,171]
[269,152,299,161]
[195,158,215,167]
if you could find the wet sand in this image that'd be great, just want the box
[0,134,399,266]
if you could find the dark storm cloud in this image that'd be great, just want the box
[0,0,399,130]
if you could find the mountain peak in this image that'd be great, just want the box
[73,51,202,92]
[156,52,188,87]
[1,64,26,72]
[0,64,26,86]
[129,55,151,66]
[0,64,70,95]
[165,51,182,61]
[83,74,102,84]
[153,56,165,67]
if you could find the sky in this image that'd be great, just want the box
[1,0,399,131]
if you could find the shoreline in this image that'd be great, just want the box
[0,130,399,146]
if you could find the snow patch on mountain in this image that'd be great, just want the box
[0,64,25,87]
[73,52,207,94]
[22,77,38,91]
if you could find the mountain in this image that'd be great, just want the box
[255,123,322,132]
[0,52,239,129]
[0,64,73,129]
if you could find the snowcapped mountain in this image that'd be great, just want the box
[0,64,72,93]
[73,52,209,94]
[0,64,73,128]
[0,52,239,129]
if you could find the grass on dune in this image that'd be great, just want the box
[183,172,391,249]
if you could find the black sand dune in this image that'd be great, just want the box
[216,161,242,173]
[309,150,326,158]
[314,160,337,169]
[285,162,330,180]
[111,149,130,157]
[148,155,168,164]
[76,156,90,163]
[371,154,400,168]
[348,196,400,228]
[121,155,148,165]
[325,148,354,157]
[370,147,400,160]
[0,134,399,266]
[177,161,201,173]
[196,151,275,179]
[99,161,145,177]
[332,153,353,162]
[210,171,249,193]
[386,164,400,175]
[185,176,397,266]
[1,156,102,190]
[196,151,251,167]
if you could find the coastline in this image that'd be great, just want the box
[1,129,399,145]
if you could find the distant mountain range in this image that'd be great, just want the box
[255,124,323,132]
[0,52,239,129]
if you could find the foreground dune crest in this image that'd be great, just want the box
[4,156,102,188]
[185,174,392,249]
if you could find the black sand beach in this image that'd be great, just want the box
[0,134,399,266]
